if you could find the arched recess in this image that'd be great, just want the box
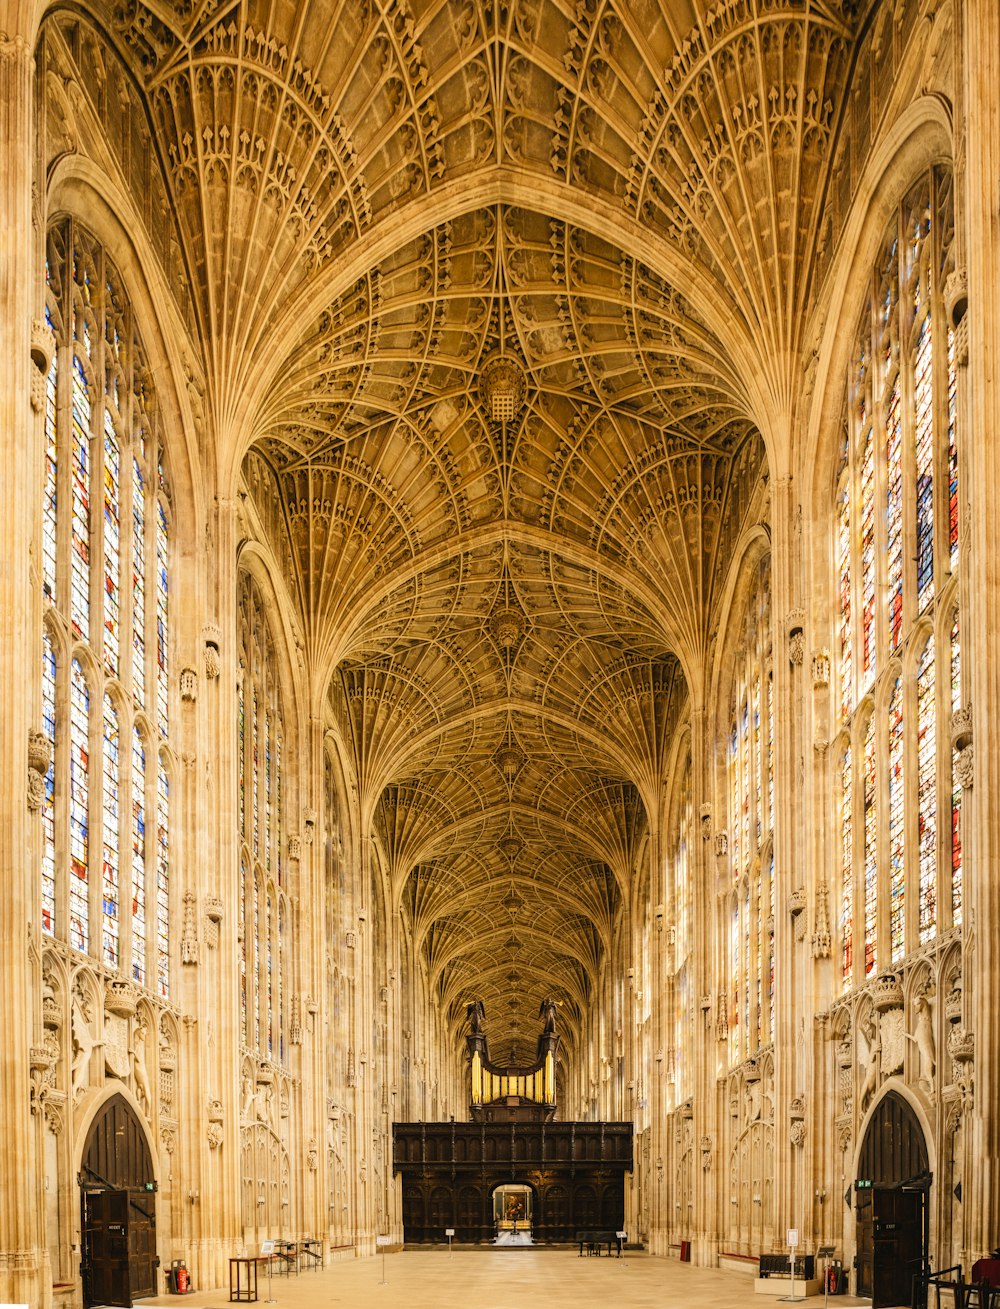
[78,1090,158,1306]
[853,1087,931,1307]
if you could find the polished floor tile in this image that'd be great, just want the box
[143,1247,871,1309]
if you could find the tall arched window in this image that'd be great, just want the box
[726,555,773,1065]
[834,168,960,988]
[238,572,290,1065]
[40,219,173,996]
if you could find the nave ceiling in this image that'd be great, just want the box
[46,0,863,1062]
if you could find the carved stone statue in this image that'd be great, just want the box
[466,999,486,1034]
[859,1018,880,1109]
[71,992,96,1091]
[132,1023,152,1112]
[905,994,936,1090]
[538,998,558,1034]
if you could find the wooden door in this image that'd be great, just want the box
[82,1189,131,1308]
[873,1188,923,1308]
[81,1094,158,1302]
[856,1091,929,1305]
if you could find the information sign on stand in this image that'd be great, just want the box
[260,1241,276,1305]
[376,1235,391,1285]
[779,1230,804,1303]
[445,1228,455,1257]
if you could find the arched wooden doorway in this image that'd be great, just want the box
[855,1090,930,1308]
[80,1093,158,1306]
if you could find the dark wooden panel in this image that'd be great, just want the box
[392,1121,632,1244]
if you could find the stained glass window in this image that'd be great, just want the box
[888,677,905,963]
[917,640,936,942]
[886,383,904,650]
[131,726,146,986]
[43,343,58,605]
[951,612,963,927]
[103,410,121,677]
[915,316,934,609]
[860,418,876,689]
[726,558,772,1064]
[101,694,120,968]
[41,219,171,990]
[948,327,959,570]
[240,856,248,1044]
[837,479,852,719]
[835,167,958,986]
[69,658,90,953]
[156,760,169,998]
[70,357,91,642]
[839,745,852,991]
[863,713,876,978]
[156,502,169,739]
[41,634,57,936]
[132,458,146,708]
[238,572,290,1064]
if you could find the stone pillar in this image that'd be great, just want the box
[688,700,716,1263]
[181,494,241,1289]
[0,26,44,1308]
[298,712,327,1246]
[961,0,1000,1255]
[769,473,807,1246]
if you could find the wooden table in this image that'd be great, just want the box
[229,1255,262,1302]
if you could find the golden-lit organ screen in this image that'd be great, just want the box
[471,1051,554,1105]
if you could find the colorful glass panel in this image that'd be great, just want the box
[43,344,58,605]
[917,640,936,942]
[840,745,852,991]
[915,316,934,610]
[132,459,145,707]
[951,612,963,927]
[888,677,905,963]
[156,501,168,738]
[101,694,120,968]
[70,357,91,642]
[156,760,169,997]
[863,714,876,978]
[131,726,146,985]
[886,381,904,650]
[41,634,57,936]
[948,326,959,570]
[103,410,121,677]
[860,420,876,687]
[69,659,90,953]
[837,479,852,719]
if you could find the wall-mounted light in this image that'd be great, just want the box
[187,1189,200,1204]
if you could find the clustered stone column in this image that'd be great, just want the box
[0,21,44,1308]
[962,0,1000,1257]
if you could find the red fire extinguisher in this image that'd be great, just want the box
[176,1265,189,1294]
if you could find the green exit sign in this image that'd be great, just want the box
[144,1182,157,1192]
[856,1179,872,1190]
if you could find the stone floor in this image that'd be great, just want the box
[142,1248,872,1309]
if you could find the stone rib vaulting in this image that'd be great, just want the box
[2,0,1000,1305]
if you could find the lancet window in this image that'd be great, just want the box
[237,571,290,1064]
[726,556,774,1065]
[39,219,172,996]
[834,167,961,991]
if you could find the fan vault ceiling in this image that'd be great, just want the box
[48,0,863,1064]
